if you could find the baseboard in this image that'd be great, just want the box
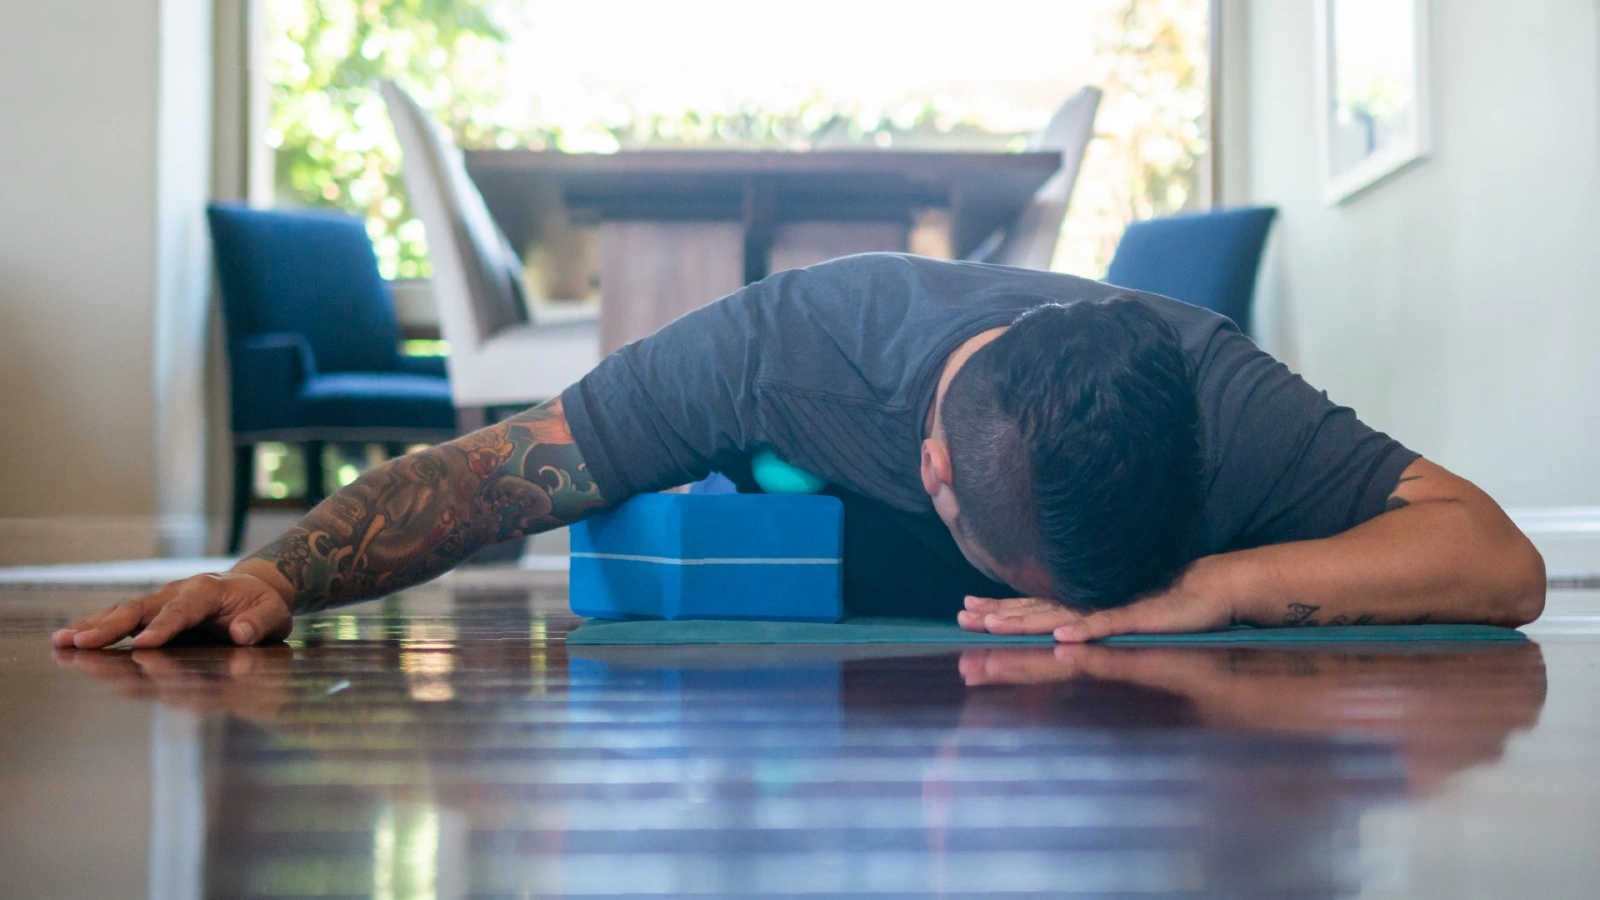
[0,517,162,567]
[1509,508,1600,581]
[156,514,211,558]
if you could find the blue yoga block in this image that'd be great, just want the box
[569,493,844,622]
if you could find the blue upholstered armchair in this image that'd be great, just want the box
[1104,206,1277,335]
[208,204,457,552]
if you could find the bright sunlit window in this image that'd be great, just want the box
[264,0,1209,279]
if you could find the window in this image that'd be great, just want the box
[263,0,1211,279]
[254,0,1211,501]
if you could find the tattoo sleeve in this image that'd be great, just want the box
[249,399,607,614]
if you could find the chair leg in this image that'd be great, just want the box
[304,441,326,507]
[229,444,254,555]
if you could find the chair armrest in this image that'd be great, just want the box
[236,332,316,383]
[230,333,316,433]
[394,353,449,379]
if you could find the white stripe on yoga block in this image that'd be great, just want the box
[570,552,840,566]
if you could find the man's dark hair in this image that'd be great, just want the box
[941,297,1203,609]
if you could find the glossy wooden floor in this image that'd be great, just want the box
[3,581,1599,899]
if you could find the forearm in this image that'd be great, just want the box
[970,459,1545,644]
[235,398,607,615]
[1220,492,1545,628]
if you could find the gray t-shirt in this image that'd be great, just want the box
[562,253,1417,608]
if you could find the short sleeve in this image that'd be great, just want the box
[561,287,767,501]
[1197,330,1420,553]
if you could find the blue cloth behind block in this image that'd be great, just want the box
[565,616,1526,646]
[568,493,844,622]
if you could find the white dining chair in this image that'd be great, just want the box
[380,81,599,427]
[969,85,1103,271]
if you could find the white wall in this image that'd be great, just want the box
[153,0,216,556]
[1237,0,1600,509]
[0,0,216,563]
[0,1,160,522]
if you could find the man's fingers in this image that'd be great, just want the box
[964,596,1055,615]
[129,580,290,648]
[54,608,115,646]
[982,606,1082,635]
[55,584,180,647]
[69,599,152,649]
[963,596,1002,614]
[129,591,214,648]
[49,572,291,651]
[959,596,1086,635]
[1060,604,1171,643]
[961,598,1036,632]
[1054,596,1200,643]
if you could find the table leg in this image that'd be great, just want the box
[767,222,910,275]
[595,221,746,354]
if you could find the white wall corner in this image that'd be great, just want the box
[152,0,217,558]
[156,514,212,559]
[1215,0,1254,207]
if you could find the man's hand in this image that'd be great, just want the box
[957,557,1237,642]
[50,571,292,650]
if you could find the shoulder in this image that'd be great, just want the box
[1111,290,1240,362]
[759,253,935,298]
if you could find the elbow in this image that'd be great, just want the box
[1495,530,1546,627]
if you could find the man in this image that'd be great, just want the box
[53,254,1545,650]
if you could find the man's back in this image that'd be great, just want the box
[562,253,1411,558]
[562,254,1216,511]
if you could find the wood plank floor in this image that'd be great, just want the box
[3,582,1598,898]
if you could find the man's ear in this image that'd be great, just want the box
[920,438,954,500]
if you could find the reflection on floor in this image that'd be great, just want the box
[3,585,1599,898]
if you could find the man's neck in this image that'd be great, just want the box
[926,327,1009,438]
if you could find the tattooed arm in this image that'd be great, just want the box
[963,458,1546,642]
[53,399,609,649]
[247,400,603,614]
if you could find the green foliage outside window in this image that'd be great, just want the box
[265,0,532,278]
[1058,0,1211,275]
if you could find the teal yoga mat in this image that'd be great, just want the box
[565,616,1525,646]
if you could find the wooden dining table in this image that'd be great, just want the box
[464,148,1062,352]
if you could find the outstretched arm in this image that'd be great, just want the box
[961,457,1547,640]
[53,398,608,649]
[248,399,603,613]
